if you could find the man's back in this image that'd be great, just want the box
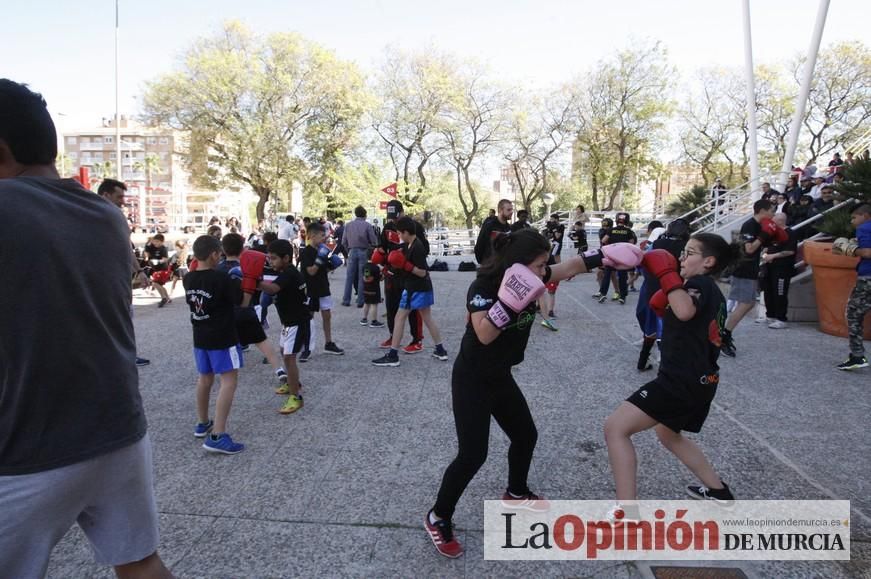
[0,177,145,475]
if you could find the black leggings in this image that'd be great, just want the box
[433,362,538,519]
[384,278,423,342]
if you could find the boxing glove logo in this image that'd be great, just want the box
[505,275,533,301]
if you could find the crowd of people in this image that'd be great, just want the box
[2,79,869,574]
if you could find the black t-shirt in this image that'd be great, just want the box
[599,227,612,244]
[0,177,145,475]
[606,224,637,245]
[658,275,726,389]
[641,236,688,297]
[475,219,511,263]
[457,276,535,373]
[300,244,330,298]
[767,228,798,273]
[731,218,763,279]
[183,269,240,349]
[145,243,169,270]
[273,267,311,326]
[363,262,382,294]
[402,238,433,293]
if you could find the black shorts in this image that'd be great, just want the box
[363,289,381,305]
[235,307,267,346]
[626,378,716,433]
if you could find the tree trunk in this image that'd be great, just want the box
[254,186,271,221]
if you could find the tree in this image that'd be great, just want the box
[665,185,708,220]
[678,68,735,187]
[573,42,674,211]
[370,48,457,205]
[141,21,367,220]
[503,88,577,214]
[796,41,871,164]
[440,66,506,228]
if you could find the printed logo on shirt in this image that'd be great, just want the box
[469,294,493,307]
[639,390,648,398]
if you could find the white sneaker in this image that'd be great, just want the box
[755,316,774,324]
[768,320,787,329]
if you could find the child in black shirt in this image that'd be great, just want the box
[604,233,737,518]
[300,222,344,357]
[260,240,311,415]
[183,235,245,455]
[361,261,384,328]
[372,217,446,366]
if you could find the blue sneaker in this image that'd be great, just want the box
[203,432,245,454]
[193,419,214,438]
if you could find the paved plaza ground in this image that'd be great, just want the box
[47,266,869,578]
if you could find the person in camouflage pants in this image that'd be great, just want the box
[845,278,871,358]
[836,204,871,370]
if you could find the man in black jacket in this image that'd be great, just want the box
[474,199,512,264]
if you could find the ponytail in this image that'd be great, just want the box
[478,229,550,282]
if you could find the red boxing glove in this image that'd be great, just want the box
[239,249,266,294]
[757,218,778,246]
[649,289,669,317]
[371,248,387,266]
[773,226,789,244]
[386,230,401,245]
[641,249,683,294]
[388,250,414,272]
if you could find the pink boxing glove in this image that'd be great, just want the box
[486,263,546,330]
[580,242,643,271]
[601,242,644,269]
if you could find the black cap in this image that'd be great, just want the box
[386,199,403,218]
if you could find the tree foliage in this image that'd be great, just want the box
[141,21,367,220]
[573,41,674,211]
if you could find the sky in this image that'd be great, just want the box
[4,0,868,132]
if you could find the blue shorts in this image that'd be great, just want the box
[193,345,244,375]
[399,289,434,310]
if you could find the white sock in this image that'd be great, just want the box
[429,511,439,524]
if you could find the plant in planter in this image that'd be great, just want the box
[803,157,871,338]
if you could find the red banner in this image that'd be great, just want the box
[379,201,389,210]
[381,182,397,198]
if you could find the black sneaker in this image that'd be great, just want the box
[837,355,869,370]
[299,350,312,363]
[359,318,369,326]
[369,320,385,328]
[324,342,345,355]
[432,345,449,361]
[372,352,400,367]
[598,295,607,304]
[618,297,626,305]
[686,483,734,505]
[548,311,556,319]
[135,357,151,367]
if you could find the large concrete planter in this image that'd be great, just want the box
[803,240,871,339]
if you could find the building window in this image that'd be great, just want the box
[94,152,103,160]
[147,137,157,145]
[104,136,113,144]
[68,152,78,159]
[109,152,116,160]
[66,136,77,145]
[158,137,169,145]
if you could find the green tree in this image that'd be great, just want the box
[440,65,506,228]
[796,41,871,163]
[573,41,674,211]
[141,21,367,220]
[504,88,577,214]
[370,48,457,205]
[665,185,708,220]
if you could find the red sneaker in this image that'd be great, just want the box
[500,491,551,513]
[424,512,463,558]
[379,338,393,349]
[402,341,424,354]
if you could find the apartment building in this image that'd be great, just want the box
[62,116,253,232]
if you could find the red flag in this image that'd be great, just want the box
[381,182,397,198]
[379,201,389,210]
